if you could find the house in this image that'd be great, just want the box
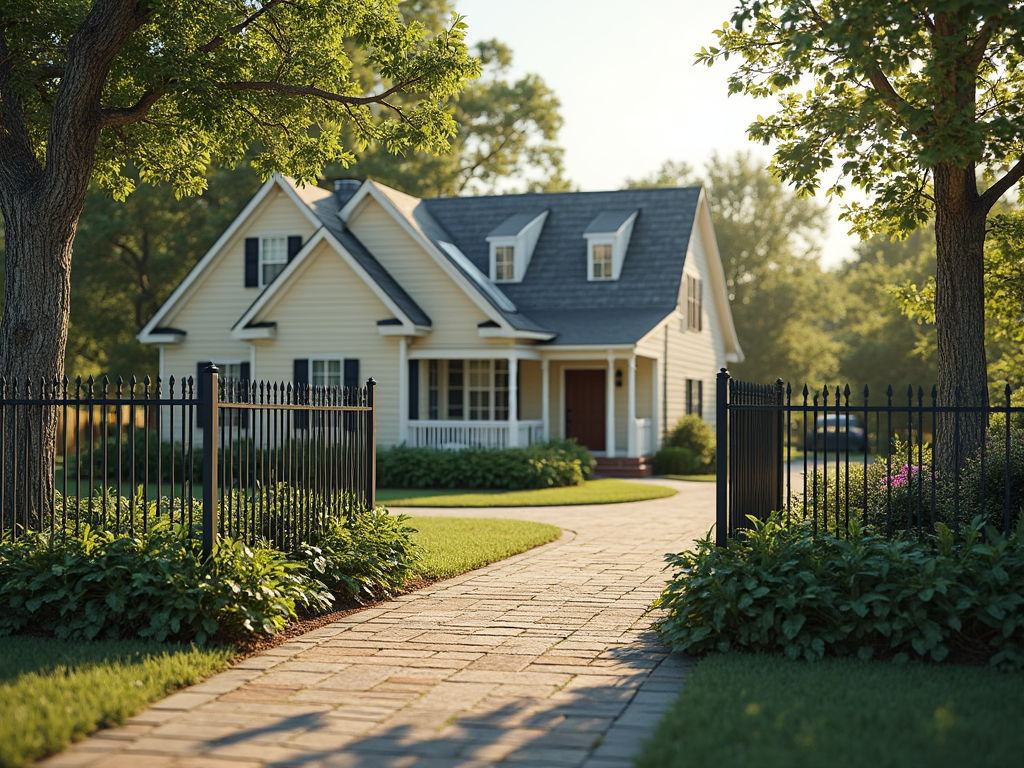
[139,174,743,476]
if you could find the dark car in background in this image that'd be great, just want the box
[813,414,867,452]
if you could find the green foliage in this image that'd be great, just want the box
[637,652,1024,768]
[376,439,595,490]
[0,637,231,768]
[0,524,331,644]
[377,478,676,507]
[656,514,1024,668]
[301,508,419,601]
[407,516,560,580]
[666,415,716,472]
[655,446,701,476]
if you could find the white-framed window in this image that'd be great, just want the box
[260,235,288,287]
[215,361,246,429]
[685,274,703,331]
[447,360,464,419]
[310,359,343,388]
[494,245,515,281]
[591,243,613,280]
[468,360,492,421]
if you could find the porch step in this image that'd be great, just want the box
[593,456,654,478]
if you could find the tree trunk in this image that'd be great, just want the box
[933,163,989,474]
[0,188,79,532]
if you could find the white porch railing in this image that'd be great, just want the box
[408,420,545,450]
[635,418,655,456]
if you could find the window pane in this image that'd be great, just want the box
[448,360,464,418]
[260,236,288,286]
[495,246,515,281]
[468,360,491,420]
[592,244,612,279]
[263,261,285,285]
[311,360,342,387]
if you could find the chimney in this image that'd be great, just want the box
[334,178,362,209]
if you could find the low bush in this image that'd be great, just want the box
[0,524,332,644]
[655,446,700,475]
[666,415,715,472]
[301,508,419,601]
[376,439,595,490]
[656,514,1024,668]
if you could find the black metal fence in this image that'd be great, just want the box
[716,368,1024,545]
[0,365,377,555]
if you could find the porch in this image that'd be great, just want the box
[400,351,660,460]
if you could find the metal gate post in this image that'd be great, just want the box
[776,378,785,515]
[201,365,219,560]
[716,368,730,547]
[365,378,377,512]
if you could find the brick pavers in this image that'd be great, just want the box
[41,479,711,768]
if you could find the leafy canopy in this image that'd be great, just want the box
[698,1,1024,237]
[2,0,481,199]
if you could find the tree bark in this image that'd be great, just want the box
[933,162,989,474]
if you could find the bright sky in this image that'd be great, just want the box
[457,0,862,267]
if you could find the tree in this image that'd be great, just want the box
[700,1,1024,465]
[326,36,568,195]
[0,0,478,521]
[626,153,838,387]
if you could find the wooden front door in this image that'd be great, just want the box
[565,370,606,451]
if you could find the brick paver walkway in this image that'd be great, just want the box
[43,479,712,768]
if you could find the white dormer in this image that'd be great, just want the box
[485,211,549,283]
[584,210,638,281]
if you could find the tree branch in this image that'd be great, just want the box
[99,89,166,128]
[0,25,43,185]
[981,157,1024,211]
[964,15,1001,71]
[200,0,289,53]
[868,66,909,117]
[223,77,425,105]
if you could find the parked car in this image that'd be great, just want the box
[813,414,867,452]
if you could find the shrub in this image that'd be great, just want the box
[300,507,419,601]
[376,439,594,490]
[666,415,715,472]
[656,514,1024,668]
[655,446,700,475]
[0,524,332,644]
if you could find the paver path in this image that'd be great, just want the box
[44,479,713,768]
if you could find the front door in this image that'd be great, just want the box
[565,370,606,451]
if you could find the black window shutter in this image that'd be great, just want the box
[344,359,360,389]
[293,359,309,430]
[238,362,251,429]
[197,362,213,430]
[343,359,360,432]
[697,380,704,419]
[287,235,302,261]
[244,238,259,287]
[408,360,419,420]
[698,278,704,331]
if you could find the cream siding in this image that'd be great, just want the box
[162,189,320,384]
[346,200,493,349]
[248,241,401,446]
[518,360,542,421]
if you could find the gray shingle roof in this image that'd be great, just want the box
[488,212,546,238]
[584,210,638,234]
[422,187,701,345]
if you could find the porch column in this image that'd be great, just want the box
[627,354,637,457]
[606,356,616,458]
[398,337,409,444]
[652,358,661,450]
[508,355,519,447]
[541,359,550,440]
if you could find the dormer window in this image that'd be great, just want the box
[487,211,549,283]
[495,245,516,281]
[591,243,613,279]
[583,210,638,282]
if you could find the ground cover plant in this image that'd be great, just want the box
[0,637,231,768]
[376,440,596,490]
[636,652,1024,768]
[407,516,560,580]
[656,515,1024,668]
[377,478,676,507]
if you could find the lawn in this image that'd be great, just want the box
[663,474,716,482]
[0,637,231,768]
[407,516,561,580]
[637,652,1024,768]
[378,478,676,507]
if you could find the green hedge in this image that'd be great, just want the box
[655,446,701,475]
[656,514,1024,669]
[665,415,715,472]
[376,439,595,490]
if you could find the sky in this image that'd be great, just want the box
[457,0,863,267]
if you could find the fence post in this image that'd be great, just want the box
[716,368,730,547]
[365,378,377,512]
[776,378,785,516]
[201,365,219,560]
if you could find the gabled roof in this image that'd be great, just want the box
[584,210,638,234]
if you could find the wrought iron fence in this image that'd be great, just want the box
[0,365,376,555]
[715,368,1024,545]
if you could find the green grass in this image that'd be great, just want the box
[663,474,716,482]
[637,653,1024,768]
[0,636,231,768]
[406,516,561,580]
[378,478,676,507]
